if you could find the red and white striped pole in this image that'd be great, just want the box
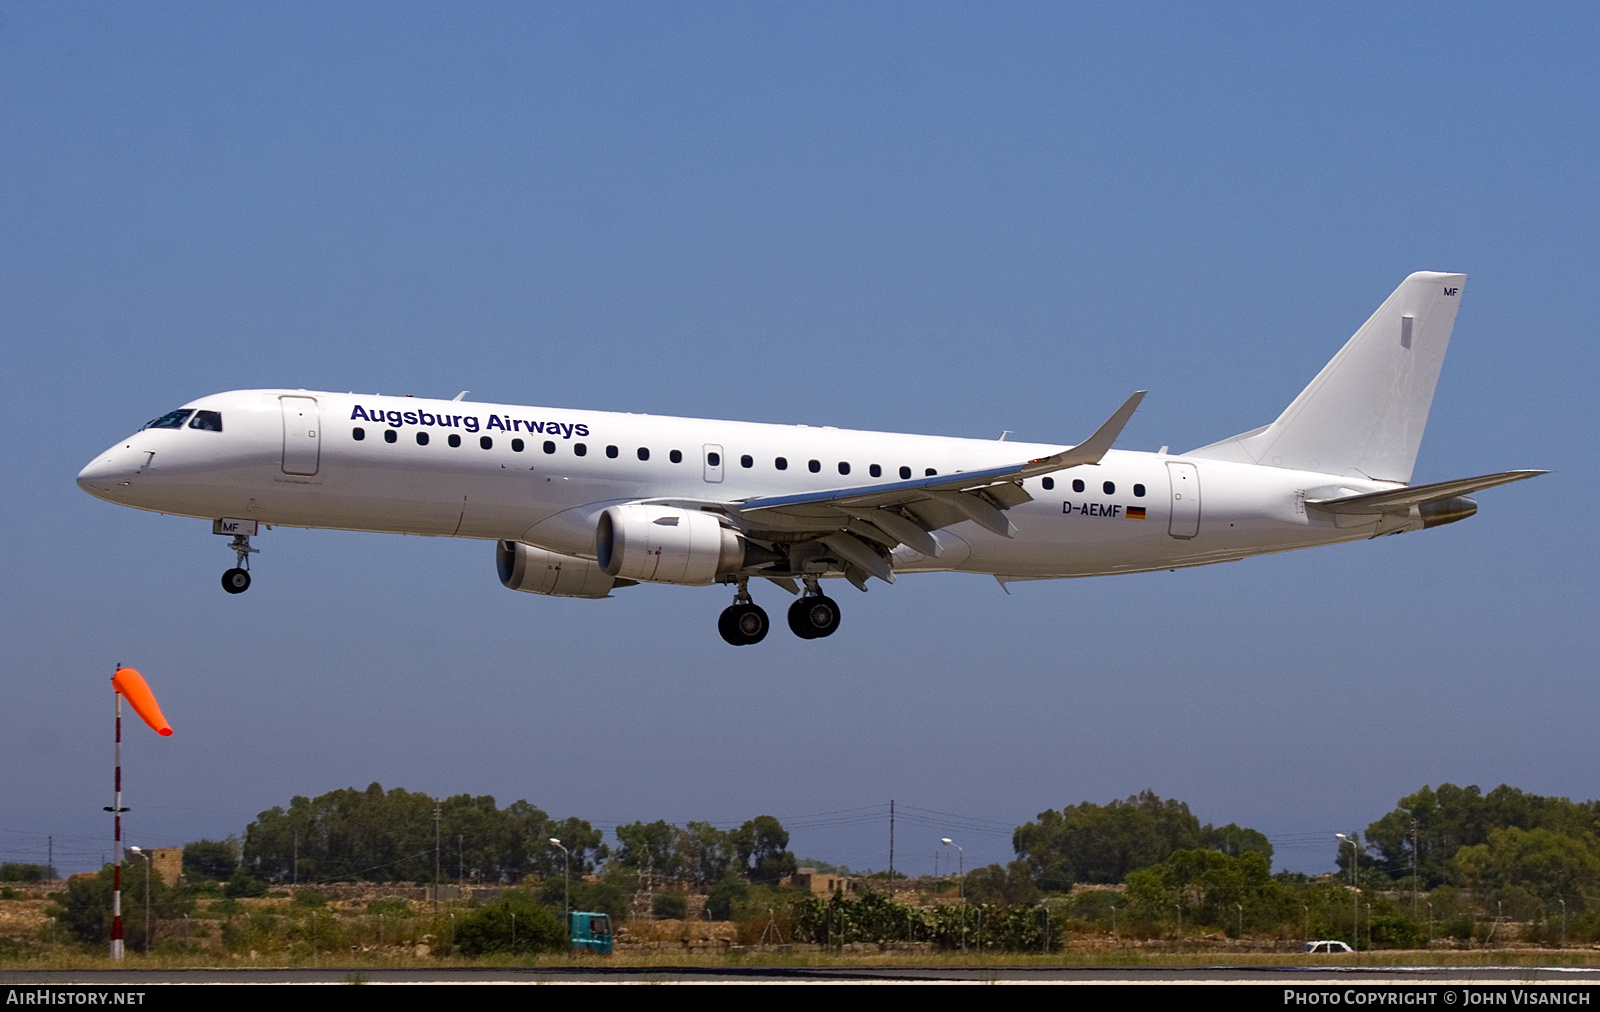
[106,666,171,961]
[110,685,125,960]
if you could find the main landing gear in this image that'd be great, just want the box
[718,578,841,645]
[787,582,841,640]
[718,579,769,646]
[221,534,257,595]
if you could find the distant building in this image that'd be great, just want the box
[148,847,183,885]
[793,868,858,896]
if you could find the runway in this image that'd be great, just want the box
[5,964,1600,985]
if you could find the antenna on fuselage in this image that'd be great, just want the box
[452,391,469,401]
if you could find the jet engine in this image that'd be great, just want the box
[596,505,776,585]
[497,541,625,599]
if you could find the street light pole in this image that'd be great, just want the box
[1336,834,1360,949]
[127,847,151,955]
[940,838,965,954]
[549,839,570,922]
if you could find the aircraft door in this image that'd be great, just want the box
[703,444,724,483]
[280,396,321,476]
[1166,461,1200,539]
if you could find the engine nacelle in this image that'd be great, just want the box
[497,541,623,599]
[596,505,747,586]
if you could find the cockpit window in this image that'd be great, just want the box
[144,409,193,430]
[188,410,223,432]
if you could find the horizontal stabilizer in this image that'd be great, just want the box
[1305,470,1545,514]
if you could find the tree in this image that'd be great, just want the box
[47,863,192,952]
[1453,826,1600,913]
[1202,823,1274,865]
[731,816,796,885]
[705,875,748,921]
[536,878,628,921]
[1124,848,1281,933]
[964,862,1042,907]
[676,821,735,887]
[1013,791,1205,888]
[0,863,56,882]
[182,840,238,882]
[614,820,682,878]
[241,784,605,883]
[1365,784,1600,886]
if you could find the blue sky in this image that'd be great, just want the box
[3,3,1595,877]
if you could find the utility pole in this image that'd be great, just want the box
[1412,819,1420,922]
[433,801,441,914]
[887,800,895,903]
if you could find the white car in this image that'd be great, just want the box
[1298,940,1354,953]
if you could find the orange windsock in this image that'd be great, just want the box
[111,667,173,736]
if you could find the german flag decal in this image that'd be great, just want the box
[1127,506,1147,520]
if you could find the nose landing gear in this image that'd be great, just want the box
[221,533,257,595]
[717,579,769,646]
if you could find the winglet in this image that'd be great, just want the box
[1022,391,1145,475]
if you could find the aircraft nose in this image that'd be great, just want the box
[77,447,136,496]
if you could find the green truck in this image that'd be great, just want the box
[563,911,614,955]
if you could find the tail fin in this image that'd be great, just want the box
[1188,272,1466,482]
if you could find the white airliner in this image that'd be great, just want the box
[78,272,1542,644]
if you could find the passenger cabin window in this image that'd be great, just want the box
[775,457,788,470]
[925,468,937,476]
[416,432,430,446]
[670,449,683,463]
[707,451,721,466]
[808,459,820,473]
[480,436,493,449]
[573,442,586,456]
[188,410,223,431]
[144,409,193,430]
[637,447,650,461]
[838,462,850,475]
[544,441,556,454]
[1042,477,1055,490]
[1072,479,1085,493]
[352,427,366,441]
[869,464,881,477]
[384,429,397,443]
[1134,483,1146,497]
[740,454,753,468]
[899,466,911,479]
[510,438,523,451]
[448,434,462,448]
[1103,481,1115,495]
[606,445,619,458]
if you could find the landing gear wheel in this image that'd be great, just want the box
[718,603,769,646]
[221,568,251,594]
[788,595,840,639]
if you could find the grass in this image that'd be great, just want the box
[2,943,1598,971]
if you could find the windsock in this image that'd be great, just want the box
[111,667,172,736]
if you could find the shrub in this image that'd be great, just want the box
[652,892,688,920]
[454,893,566,956]
[46,863,193,952]
[223,868,268,898]
[291,888,329,908]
